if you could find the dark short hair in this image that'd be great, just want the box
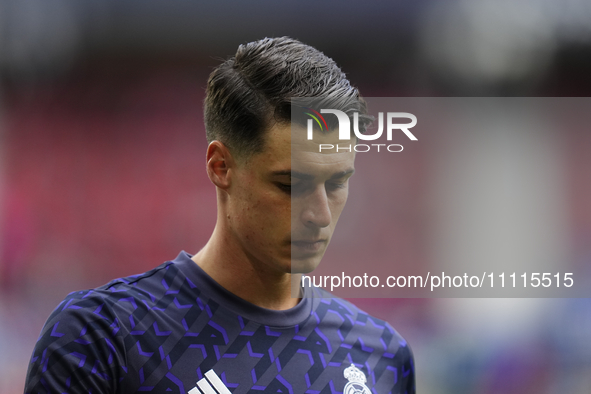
[204,36,371,158]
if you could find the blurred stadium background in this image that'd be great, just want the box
[2,1,591,392]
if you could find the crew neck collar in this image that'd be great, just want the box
[172,250,314,328]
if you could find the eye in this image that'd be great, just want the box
[276,181,304,193]
[276,180,309,196]
[276,183,291,193]
[326,179,348,191]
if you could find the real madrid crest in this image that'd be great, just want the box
[343,364,371,394]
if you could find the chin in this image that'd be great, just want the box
[290,256,322,274]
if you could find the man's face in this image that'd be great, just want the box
[227,122,355,275]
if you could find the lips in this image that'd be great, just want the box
[291,239,327,253]
[292,238,324,244]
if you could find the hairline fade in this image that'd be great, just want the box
[203,36,372,159]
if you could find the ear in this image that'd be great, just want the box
[206,141,235,190]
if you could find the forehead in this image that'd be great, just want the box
[256,123,356,176]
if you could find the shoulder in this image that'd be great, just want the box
[307,289,415,393]
[24,260,181,393]
[36,258,191,344]
[312,288,410,346]
[37,261,175,325]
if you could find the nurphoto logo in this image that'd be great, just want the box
[305,108,418,153]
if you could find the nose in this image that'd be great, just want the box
[300,185,332,228]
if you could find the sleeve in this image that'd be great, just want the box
[382,321,416,394]
[399,341,416,394]
[24,291,128,394]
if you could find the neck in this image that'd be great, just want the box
[191,223,301,311]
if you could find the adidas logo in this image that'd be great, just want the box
[188,369,231,394]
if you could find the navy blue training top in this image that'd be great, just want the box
[25,251,415,393]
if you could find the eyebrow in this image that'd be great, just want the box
[271,169,355,180]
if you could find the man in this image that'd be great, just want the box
[25,37,415,393]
